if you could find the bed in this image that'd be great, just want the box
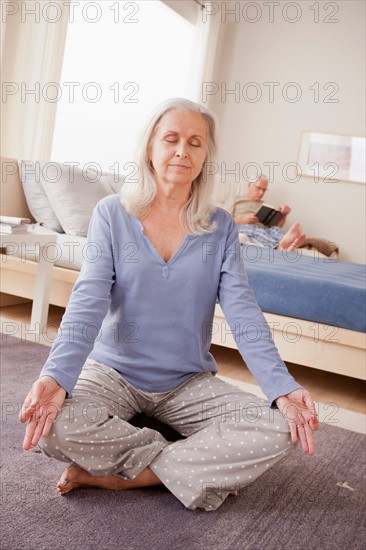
[213,244,366,380]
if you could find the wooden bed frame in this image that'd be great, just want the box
[213,305,365,381]
[1,157,365,380]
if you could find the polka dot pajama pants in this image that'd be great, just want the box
[39,359,294,511]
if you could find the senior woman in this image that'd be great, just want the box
[19,98,319,511]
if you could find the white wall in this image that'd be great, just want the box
[209,0,365,263]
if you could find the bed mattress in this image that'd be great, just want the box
[242,245,366,333]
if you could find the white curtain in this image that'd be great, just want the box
[187,1,223,105]
[0,0,222,161]
[0,0,69,161]
[161,0,222,105]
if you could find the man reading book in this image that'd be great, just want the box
[229,176,305,251]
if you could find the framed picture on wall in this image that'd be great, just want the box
[297,132,365,184]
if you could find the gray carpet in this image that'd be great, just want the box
[1,334,365,550]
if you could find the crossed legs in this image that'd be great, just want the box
[38,362,293,510]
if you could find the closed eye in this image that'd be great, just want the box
[163,136,202,147]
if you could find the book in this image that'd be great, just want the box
[0,223,30,234]
[0,215,30,225]
[0,215,31,234]
[255,204,283,227]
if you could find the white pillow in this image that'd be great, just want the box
[18,160,64,233]
[101,171,125,194]
[39,162,113,236]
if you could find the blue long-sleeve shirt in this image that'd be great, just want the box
[40,195,301,403]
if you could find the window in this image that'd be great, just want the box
[51,0,198,170]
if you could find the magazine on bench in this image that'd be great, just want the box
[255,204,283,227]
[0,215,31,234]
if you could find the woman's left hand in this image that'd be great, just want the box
[275,388,320,455]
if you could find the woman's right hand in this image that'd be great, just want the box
[19,376,67,451]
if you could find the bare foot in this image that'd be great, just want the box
[286,234,306,252]
[56,463,162,495]
[277,223,306,251]
[57,464,94,495]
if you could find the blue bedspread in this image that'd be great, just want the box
[241,245,366,333]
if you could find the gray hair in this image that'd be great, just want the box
[120,98,218,234]
[248,174,268,184]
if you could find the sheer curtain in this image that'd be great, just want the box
[50,1,204,168]
[1,0,69,160]
[187,1,222,105]
[0,0,222,163]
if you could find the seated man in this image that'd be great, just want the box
[230,176,305,251]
